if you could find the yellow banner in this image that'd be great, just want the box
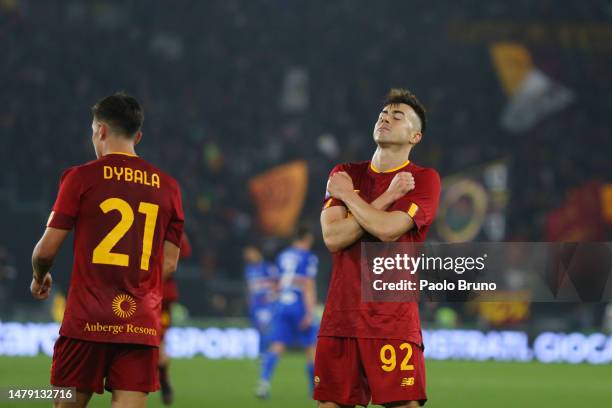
[476,290,531,326]
[249,160,308,236]
[490,42,533,96]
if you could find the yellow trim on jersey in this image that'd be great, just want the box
[46,211,55,227]
[324,190,358,209]
[109,151,138,157]
[370,160,410,174]
[407,203,419,218]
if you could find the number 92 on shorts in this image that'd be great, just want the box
[313,337,427,407]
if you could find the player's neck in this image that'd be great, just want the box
[371,146,411,172]
[102,143,137,157]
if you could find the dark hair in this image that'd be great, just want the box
[91,92,144,137]
[382,88,427,133]
[292,223,313,242]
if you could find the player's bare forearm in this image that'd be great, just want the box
[32,239,55,283]
[342,190,414,242]
[162,240,181,279]
[32,251,53,282]
[30,228,68,300]
[162,260,177,280]
[321,210,363,252]
[321,191,398,252]
[371,189,401,211]
[31,228,70,282]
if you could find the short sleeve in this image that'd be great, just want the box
[389,168,441,230]
[322,164,346,211]
[164,181,185,247]
[305,254,318,278]
[47,167,82,230]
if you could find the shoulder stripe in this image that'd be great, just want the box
[408,203,419,218]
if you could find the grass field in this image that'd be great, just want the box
[0,354,609,407]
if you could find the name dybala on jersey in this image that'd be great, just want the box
[320,160,440,346]
[47,152,184,347]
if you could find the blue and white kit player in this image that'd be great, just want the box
[244,246,279,355]
[256,226,318,399]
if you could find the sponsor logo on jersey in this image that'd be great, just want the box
[83,321,157,336]
[400,377,415,387]
[112,294,137,318]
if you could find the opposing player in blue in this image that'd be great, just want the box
[256,225,319,399]
[244,245,279,355]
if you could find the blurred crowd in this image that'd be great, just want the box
[0,1,610,320]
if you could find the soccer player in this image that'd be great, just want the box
[256,226,319,399]
[314,89,441,408]
[30,92,184,408]
[159,232,192,406]
[244,245,279,355]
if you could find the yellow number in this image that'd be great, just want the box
[93,198,133,267]
[380,343,414,372]
[92,198,158,270]
[138,202,159,270]
[380,344,396,372]
[400,343,415,371]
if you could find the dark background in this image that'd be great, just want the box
[1,1,610,325]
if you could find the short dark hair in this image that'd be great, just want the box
[91,92,144,137]
[292,223,313,242]
[382,88,427,133]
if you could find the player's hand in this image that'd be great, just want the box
[30,273,53,300]
[327,172,354,201]
[386,172,415,200]
[299,313,313,330]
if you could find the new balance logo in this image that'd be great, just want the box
[400,377,415,387]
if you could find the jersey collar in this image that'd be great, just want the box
[369,160,410,174]
[108,151,138,157]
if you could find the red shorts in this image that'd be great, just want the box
[313,337,427,407]
[51,336,159,394]
[160,300,172,338]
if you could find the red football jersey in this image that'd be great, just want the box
[162,233,192,303]
[320,160,441,345]
[47,152,184,347]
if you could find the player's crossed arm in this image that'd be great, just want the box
[341,188,415,242]
[321,205,362,253]
[321,171,416,251]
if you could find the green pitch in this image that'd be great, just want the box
[0,354,609,407]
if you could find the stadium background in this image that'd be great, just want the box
[0,1,611,407]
